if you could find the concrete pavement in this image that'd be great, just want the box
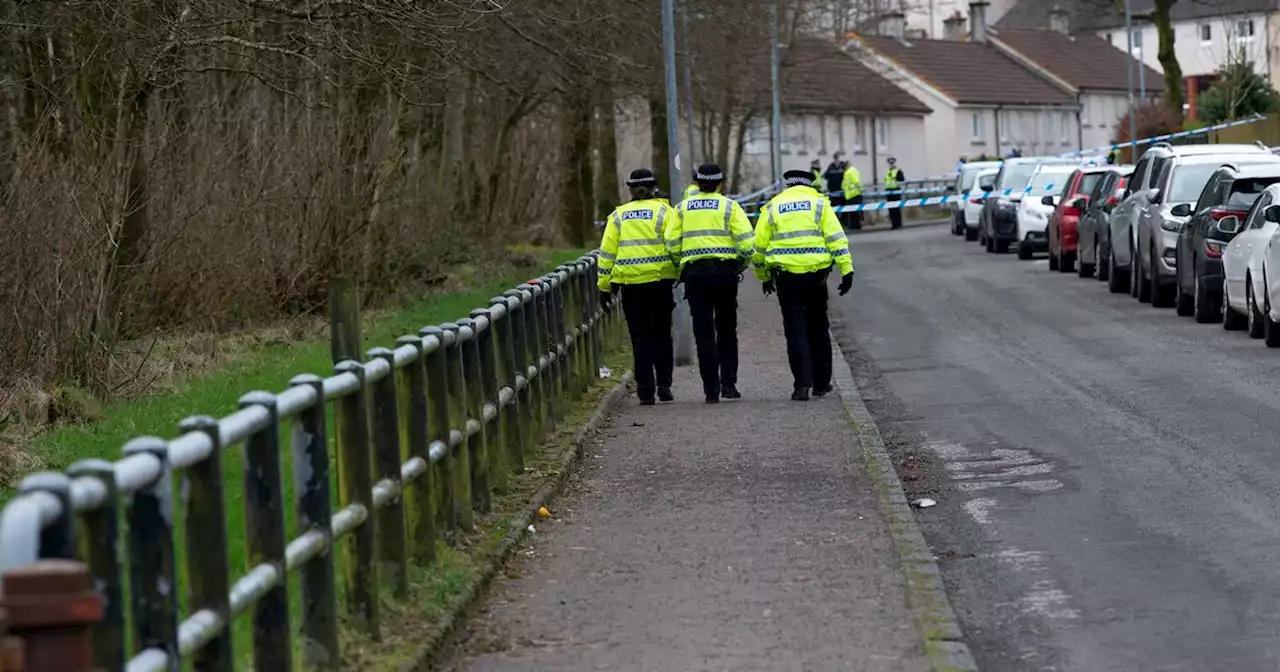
[833,225,1280,671]
[445,279,945,671]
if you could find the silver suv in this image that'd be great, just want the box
[1110,143,1280,306]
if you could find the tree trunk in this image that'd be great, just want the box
[650,97,670,195]
[730,112,751,194]
[561,92,592,246]
[594,94,619,220]
[715,98,734,170]
[1153,0,1184,119]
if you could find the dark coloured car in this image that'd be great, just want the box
[980,157,1076,254]
[1078,167,1133,281]
[1173,164,1280,322]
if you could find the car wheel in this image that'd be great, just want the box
[1048,249,1059,270]
[1078,253,1095,278]
[1098,240,1111,282]
[1061,251,1076,274]
[1151,247,1173,307]
[1107,248,1128,293]
[965,227,978,242]
[1194,270,1221,323]
[1135,247,1152,303]
[1130,239,1141,298]
[1224,280,1248,330]
[1175,280,1194,316]
[1266,289,1280,347]
[985,234,995,253]
[996,240,1010,254]
[1017,243,1032,260]
[1248,277,1266,339]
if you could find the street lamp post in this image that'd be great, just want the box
[661,0,695,366]
[680,1,698,178]
[770,0,783,186]
[1124,0,1137,162]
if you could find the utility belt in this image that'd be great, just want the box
[682,258,746,284]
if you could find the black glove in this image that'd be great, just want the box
[838,273,854,296]
[600,291,613,311]
[762,279,776,296]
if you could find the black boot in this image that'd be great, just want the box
[813,384,834,397]
[657,386,674,402]
[791,387,811,402]
[638,386,656,406]
[720,383,741,400]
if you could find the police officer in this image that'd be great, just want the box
[884,157,905,230]
[753,170,855,401]
[810,159,826,196]
[665,163,755,404]
[842,160,864,230]
[682,182,701,202]
[598,169,680,405]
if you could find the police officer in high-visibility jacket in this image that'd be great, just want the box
[665,163,755,404]
[884,157,906,230]
[753,170,854,401]
[682,183,701,202]
[842,162,864,230]
[598,169,680,405]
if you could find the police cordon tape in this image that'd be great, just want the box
[746,183,1065,217]
[1051,113,1265,158]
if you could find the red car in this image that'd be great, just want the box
[1047,166,1112,273]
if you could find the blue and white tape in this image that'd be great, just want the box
[747,184,1061,217]
[1053,114,1265,158]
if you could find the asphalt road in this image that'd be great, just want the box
[832,224,1280,672]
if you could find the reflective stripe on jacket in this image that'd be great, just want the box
[884,168,903,190]
[842,166,862,198]
[752,186,854,281]
[597,199,680,291]
[666,193,755,268]
[682,184,700,202]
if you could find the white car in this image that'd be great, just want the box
[963,168,999,242]
[1015,164,1078,260]
[1222,183,1280,341]
[952,161,1002,236]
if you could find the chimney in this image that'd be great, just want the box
[1049,4,1070,35]
[943,11,967,41]
[969,1,989,44]
[879,10,906,40]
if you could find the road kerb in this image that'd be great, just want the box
[831,336,979,672]
[397,371,635,672]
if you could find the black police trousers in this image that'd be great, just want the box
[774,269,833,391]
[887,191,903,229]
[684,269,739,398]
[620,280,675,400]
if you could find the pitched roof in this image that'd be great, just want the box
[777,39,932,115]
[993,28,1164,92]
[851,34,1077,106]
[997,0,1275,32]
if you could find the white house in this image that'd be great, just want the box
[848,4,1082,177]
[988,9,1165,152]
[997,0,1278,120]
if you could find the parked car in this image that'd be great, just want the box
[1046,166,1113,273]
[980,157,1077,254]
[951,160,1001,236]
[1222,183,1280,340]
[1136,148,1280,307]
[1015,164,1077,260]
[1107,143,1277,298]
[964,169,999,241]
[1174,164,1280,323]
[1078,166,1133,281]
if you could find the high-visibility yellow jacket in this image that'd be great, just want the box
[682,184,700,201]
[597,198,680,291]
[752,185,854,281]
[884,168,903,190]
[842,166,862,198]
[666,193,755,268]
[812,169,826,194]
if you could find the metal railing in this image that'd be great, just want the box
[0,253,622,671]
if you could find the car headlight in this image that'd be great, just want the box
[1160,218,1184,232]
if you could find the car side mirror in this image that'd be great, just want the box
[1214,215,1242,235]
[1147,187,1163,204]
[1267,205,1280,223]
[1041,195,1055,206]
[1170,203,1192,217]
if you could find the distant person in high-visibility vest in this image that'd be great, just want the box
[665,163,755,404]
[682,182,700,202]
[884,157,905,230]
[841,161,863,231]
[753,170,855,401]
[810,159,826,196]
[598,168,680,406]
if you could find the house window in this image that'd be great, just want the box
[854,117,866,152]
[1061,112,1071,143]
[971,112,984,140]
[744,119,770,156]
[1199,23,1211,44]
[876,118,889,150]
[1131,28,1143,48]
[1236,19,1255,40]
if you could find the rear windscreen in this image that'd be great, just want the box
[1227,178,1280,209]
